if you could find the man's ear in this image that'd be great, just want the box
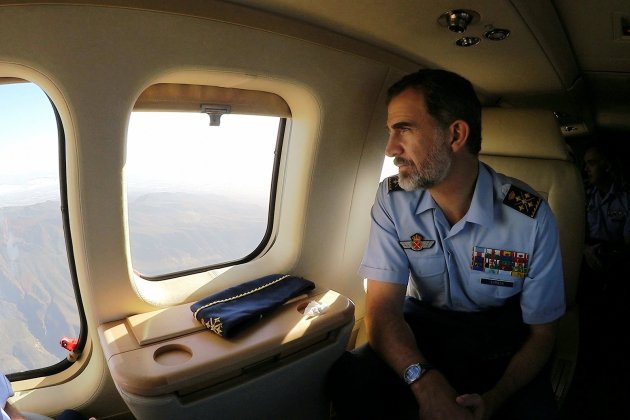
[448,120,470,152]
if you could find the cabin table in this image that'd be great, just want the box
[98,288,354,420]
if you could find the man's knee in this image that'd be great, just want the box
[493,371,559,420]
[327,345,385,400]
[327,345,417,419]
[327,348,379,419]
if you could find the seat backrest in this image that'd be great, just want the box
[479,108,584,309]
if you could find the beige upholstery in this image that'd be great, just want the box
[480,108,584,404]
[22,413,54,420]
[99,290,354,419]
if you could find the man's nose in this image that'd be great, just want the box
[385,134,401,157]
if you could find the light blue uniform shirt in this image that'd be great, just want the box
[1,374,13,420]
[359,163,565,325]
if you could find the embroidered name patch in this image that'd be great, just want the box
[400,233,435,251]
[471,246,529,278]
[608,209,627,221]
[481,278,514,287]
[503,185,541,218]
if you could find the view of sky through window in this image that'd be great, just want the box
[0,82,80,374]
[0,83,59,206]
[126,111,281,277]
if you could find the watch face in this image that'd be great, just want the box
[404,364,422,383]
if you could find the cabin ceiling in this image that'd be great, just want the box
[2,0,629,130]
[553,0,630,131]
[225,0,630,131]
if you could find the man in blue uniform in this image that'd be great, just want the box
[583,143,630,275]
[328,69,565,420]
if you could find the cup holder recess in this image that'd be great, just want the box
[153,344,193,366]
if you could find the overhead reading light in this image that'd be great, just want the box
[456,36,481,47]
[438,10,510,47]
[484,28,510,41]
[201,104,231,126]
[438,9,480,33]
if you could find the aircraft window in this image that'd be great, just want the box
[126,111,283,279]
[0,81,81,375]
[380,156,397,181]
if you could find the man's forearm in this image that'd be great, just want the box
[366,298,427,378]
[483,322,557,412]
[368,306,474,419]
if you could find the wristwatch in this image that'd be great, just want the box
[403,362,433,385]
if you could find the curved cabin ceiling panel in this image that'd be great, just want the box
[226,0,570,96]
[553,0,630,73]
[554,0,630,129]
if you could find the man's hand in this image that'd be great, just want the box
[456,393,494,420]
[4,402,27,420]
[413,371,474,420]
[584,243,605,272]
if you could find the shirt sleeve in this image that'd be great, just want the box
[358,183,411,284]
[520,203,566,324]
[1,373,13,406]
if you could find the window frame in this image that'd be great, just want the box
[127,82,291,281]
[132,116,287,281]
[3,82,88,381]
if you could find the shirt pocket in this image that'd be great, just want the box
[468,270,523,307]
[407,253,447,300]
[408,253,446,276]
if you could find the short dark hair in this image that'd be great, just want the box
[387,69,482,154]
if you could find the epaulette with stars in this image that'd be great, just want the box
[503,184,542,218]
[387,175,403,192]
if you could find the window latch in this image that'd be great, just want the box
[201,104,231,126]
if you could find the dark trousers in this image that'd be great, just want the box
[327,297,559,419]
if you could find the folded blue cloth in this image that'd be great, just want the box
[191,274,315,337]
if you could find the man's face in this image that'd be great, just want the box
[385,88,452,191]
[584,148,609,186]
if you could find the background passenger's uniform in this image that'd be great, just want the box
[585,182,630,244]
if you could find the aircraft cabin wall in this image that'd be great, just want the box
[0,2,414,417]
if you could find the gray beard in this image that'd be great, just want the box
[396,138,452,191]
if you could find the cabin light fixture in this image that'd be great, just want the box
[484,28,510,41]
[456,36,481,47]
[438,9,480,33]
[554,111,589,137]
[201,104,231,126]
[613,13,630,40]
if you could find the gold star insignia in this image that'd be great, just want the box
[503,185,541,218]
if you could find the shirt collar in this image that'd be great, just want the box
[416,188,436,215]
[414,162,494,228]
[589,181,623,203]
[465,162,495,227]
